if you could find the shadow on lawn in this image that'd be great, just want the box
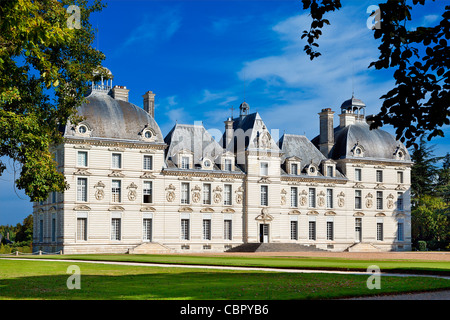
[2,270,449,300]
[0,271,376,300]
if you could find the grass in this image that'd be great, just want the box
[15,253,450,275]
[0,258,450,300]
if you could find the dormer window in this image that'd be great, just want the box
[78,125,87,134]
[224,158,232,171]
[351,143,365,157]
[291,163,298,175]
[75,123,92,137]
[181,156,190,169]
[306,163,318,176]
[201,158,213,170]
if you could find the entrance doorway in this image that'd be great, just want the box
[259,224,269,243]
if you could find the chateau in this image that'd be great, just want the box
[33,72,412,254]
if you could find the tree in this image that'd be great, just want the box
[15,214,33,243]
[300,0,450,149]
[409,137,440,202]
[411,195,449,249]
[0,0,105,202]
[435,153,450,205]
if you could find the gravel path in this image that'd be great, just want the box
[343,289,450,300]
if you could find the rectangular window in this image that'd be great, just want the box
[181,219,190,240]
[327,221,334,241]
[291,163,298,175]
[203,184,211,205]
[224,159,232,171]
[51,191,57,204]
[77,218,87,241]
[397,171,404,184]
[224,184,232,205]
[376,191,383,210]
[260,162,269,176]
[181,182,190,204]
[398,222,404,241]
[181,156,190,169]
[326,165,333,177]
[203,219,211,240]
[112,153,122,169]
[77,151,88,167]
[39,220,43,242]
[355,168,362,182]
[77,178,87,202]
[111,218,121,241]
[112,180,121,203]
[51,218,56,242]
[309,221,316,240]
[260,185,268,206]
[377,223,384,241]
[143,218,152,242]
[143,181,152,203]
[308,188,316,208]
[143,155,153,171]
[355,190,362,210]
[376,170,383,183]
[397,192,404,211]
[290,221,298,240]
[224,220,232,240]
[326,189,333,209]
[291,187,298,207]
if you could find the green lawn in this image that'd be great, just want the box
[18,253,450,275]
[0,258,449,300]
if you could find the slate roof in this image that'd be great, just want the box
[63,91,164,143]
[164,123,224,165]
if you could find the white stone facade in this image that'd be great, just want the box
[33,85,412,254]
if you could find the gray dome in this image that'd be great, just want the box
[330,122,411,161]
[341,97,366,110]
[64,91,164,143]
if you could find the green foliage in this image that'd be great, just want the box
[418,241,427,251]
[411,195,450,250]
[300,0,450,148]
[0,0,106,202]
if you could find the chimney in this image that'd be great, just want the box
[339,109,356,128]
[319,108,335,158]
[143,91,155,118]
[111,85,129,102]
[224,117,234,150]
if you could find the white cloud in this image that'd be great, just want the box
[236,5,396,138]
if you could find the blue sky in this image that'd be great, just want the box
[1,0,449,226]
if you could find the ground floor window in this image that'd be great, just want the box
[181,219,190,240]
[143,218,152,242]
[203,219,211,240]
[290,221,298,240]
[377,222,384,241]
[77,218,87,241]
[398,222,404,241]
[111,218,121,241]
[309,221,316,240]
[224,220,232,240]
[326,221,334,241]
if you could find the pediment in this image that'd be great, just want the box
[108,206,124,211]
[222,208,235,213]
[178,207,193,213]
[200,207,215,213]
[73,205,91,211]
[140,206,156,212]
[288,209,301,215]
[353,212,365,217]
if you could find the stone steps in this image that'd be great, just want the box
[227,243,326,253]
[128,242,173,254]
[346,242,382,252]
